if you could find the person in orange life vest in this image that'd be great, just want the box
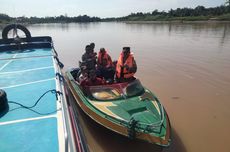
[97,48,115,82]
[97,48,113,68]
[116,47,137,82]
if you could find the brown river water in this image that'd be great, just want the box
[1,22,230,152]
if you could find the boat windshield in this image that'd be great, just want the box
[90,86,122,101]
[89,79,145,101]
[124,79,145,97]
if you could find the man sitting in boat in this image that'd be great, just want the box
[89,42,95,53]
[80,70,105,88]
[81,45,97,71]
[116,47,137,82]
[78,45,97,79]
[97,48,115,83]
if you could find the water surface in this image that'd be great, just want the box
[1,22,230,152]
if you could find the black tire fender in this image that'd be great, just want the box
[2,24,31,40]
[0,89,8,115]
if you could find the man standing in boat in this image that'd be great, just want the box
[116,47,137,82]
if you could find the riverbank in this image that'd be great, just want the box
[124,20,230,24]
[123,13,230,22]
[1,20,230,28]
[1,13,230,26]
[0,21,10,29]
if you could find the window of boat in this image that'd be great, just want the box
[90,86,122,101]
[124,79,145,97]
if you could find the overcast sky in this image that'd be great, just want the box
[0,0,226,18]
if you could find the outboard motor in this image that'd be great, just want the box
[0,89,9,117]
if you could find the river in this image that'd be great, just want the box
[1,22,230,152]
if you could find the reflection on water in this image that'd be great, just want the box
[126,22,230,46]
[220,24,229,45]
[27,22,101,31]
[1,22,230,152]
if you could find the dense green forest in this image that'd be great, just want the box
[0,14,101,24]
[0,3,230,24]
[118,5,230,21]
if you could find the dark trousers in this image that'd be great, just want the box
[97,67,115,81]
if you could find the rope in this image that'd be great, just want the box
[8,89,62,115]
[54,56,64,69]
[56,73,64,82]
[127,118,138,139]
[52,45,59,57]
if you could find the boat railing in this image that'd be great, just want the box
[52,49,69,152]
[0,36,52,45]
[53,43,88,152]
[0,36,52,52]
[53,48,81,151]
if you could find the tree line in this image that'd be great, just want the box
[118,4,230,21]
[1,3,230,23]
[0,14,101,24]
[0,14,11,23]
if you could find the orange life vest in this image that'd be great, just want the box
[98,51,113,68]
[116,52,135,79]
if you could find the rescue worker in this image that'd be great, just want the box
[97,48,113,68]
[97,48,115,82]
[116,47,137,82]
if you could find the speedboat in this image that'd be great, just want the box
[65,67,171,147]
[0,24,88,152]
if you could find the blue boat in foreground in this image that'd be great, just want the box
[0,24,88,152]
